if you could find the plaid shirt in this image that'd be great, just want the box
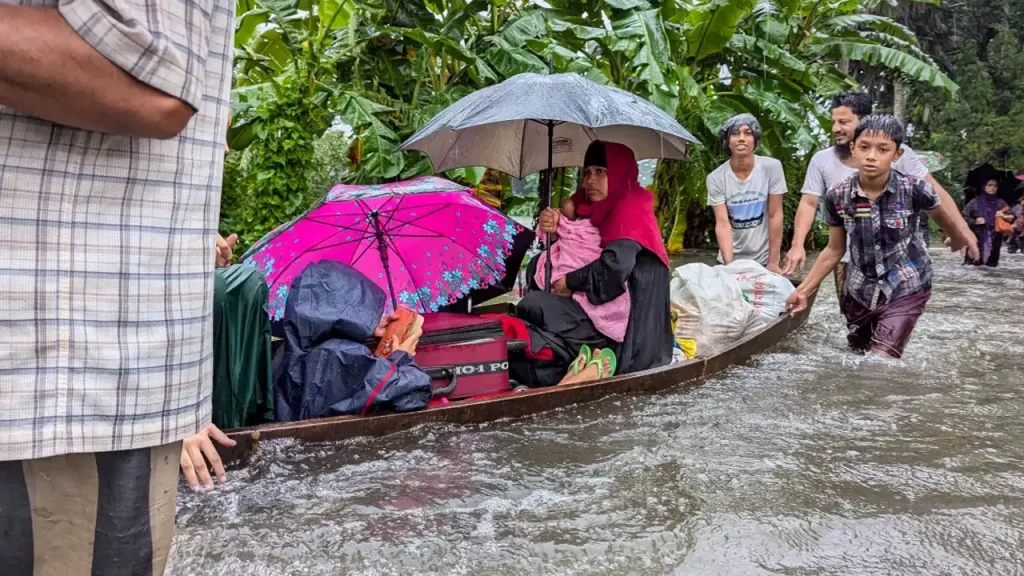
[0,0,234,460]
[823,169,940,309]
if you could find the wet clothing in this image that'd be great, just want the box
[533,217,630,342]
[571,142,670,267]
[823,169,939,309]
[802,145,930,267]
[1009,204,1024,254]
[212,265,275,429]
[511,239,672,388]
[513,142,672,387]
[833,262,848,304]
[842,286,931,358]
[0,0,234,462]
[964,195,1010,267]
[706,155,788,265]
[273,261,431,421]
[0,442,180,576]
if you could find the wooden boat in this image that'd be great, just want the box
[219,284,818,467]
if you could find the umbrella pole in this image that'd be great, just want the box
[544,120,554,292]
[370,211,399,311]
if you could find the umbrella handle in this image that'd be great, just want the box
[544,233,553,292]
[543,118,555,292]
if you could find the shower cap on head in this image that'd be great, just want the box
[719,113,762,154]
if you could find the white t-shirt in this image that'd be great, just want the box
[707,155,788,265]
[801,144,928,197]
[801,145,930,262]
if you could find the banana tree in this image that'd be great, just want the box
[568,0,961,252]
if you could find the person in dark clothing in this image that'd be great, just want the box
[274,261,432,421]
[1006,199,1024,254]
[509,141,673,387]
[963,179,1012,267]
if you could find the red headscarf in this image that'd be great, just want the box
[571,141,670,267]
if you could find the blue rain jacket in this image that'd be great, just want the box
[273,261,432,421]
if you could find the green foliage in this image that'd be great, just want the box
[307,129,353,199]
[220,0,958,255]
[236,79,322,251]
[906,11,1024,198]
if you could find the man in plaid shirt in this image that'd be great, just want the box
[0,0,233,573]
[786,115,977,358]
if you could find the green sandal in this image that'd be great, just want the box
[570,345,592,375]
[587,348,618,379]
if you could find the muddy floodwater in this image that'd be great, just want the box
[169,250,1024,575]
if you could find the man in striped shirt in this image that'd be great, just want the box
[0,1,233,573]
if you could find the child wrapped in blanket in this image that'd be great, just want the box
[532,197,632,344]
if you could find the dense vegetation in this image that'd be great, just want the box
[898,0,1024,199]
[222,0,965,254]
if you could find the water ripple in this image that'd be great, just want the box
[169,251,1024,575]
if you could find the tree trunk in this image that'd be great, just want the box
[893,80,908,123]
[653,159,713,254]
[653,160,686,254]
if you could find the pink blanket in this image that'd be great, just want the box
[533,218,631,342]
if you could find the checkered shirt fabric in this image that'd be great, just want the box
[823,169,940,310]
[0,0,234,460]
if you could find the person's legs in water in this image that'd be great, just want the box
[867,288,931,358]
[985,233,1003,267]
[1008,232,1021,254]
[842,293,876,354]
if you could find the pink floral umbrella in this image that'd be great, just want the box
[243,176,529,319]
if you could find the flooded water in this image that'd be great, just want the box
[169,250,1024,575]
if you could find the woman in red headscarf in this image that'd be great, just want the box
[508,141,673,388]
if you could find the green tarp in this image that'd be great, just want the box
[212,265,274,429]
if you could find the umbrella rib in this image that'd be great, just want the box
[518,119,528,180]
[377,202,455,227]
[349,233,381,269]
[383,217,505,279]
[379,232,431,311]
[301,232,448,257]
[350,197,422,302]
[302,217,378,235]
[295,232,381,254]
[379,194,408,231]
[265,224,358,287]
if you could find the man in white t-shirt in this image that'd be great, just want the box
[707,114,787,271]
[783,92,975,300]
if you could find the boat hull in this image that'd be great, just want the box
[218,287,818,466]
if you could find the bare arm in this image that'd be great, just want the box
[791,194,819,248]
[767,194,784,270]
[0,5,194,138]
[785,226,845,316]
[782,193,820,274]
[801,226,846,292]
[924,174,973,240]
[929,204,974,252]
[712,204,735,264]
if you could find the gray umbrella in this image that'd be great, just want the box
[401,72,697,178]
[402,72,696,291]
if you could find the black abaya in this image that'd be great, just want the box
[510,239,672,387]
[965,224,1003,267]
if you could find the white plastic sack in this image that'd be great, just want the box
[670,263,761,358]
[720,260,796,324]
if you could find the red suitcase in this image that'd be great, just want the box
[413,313,511,399]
